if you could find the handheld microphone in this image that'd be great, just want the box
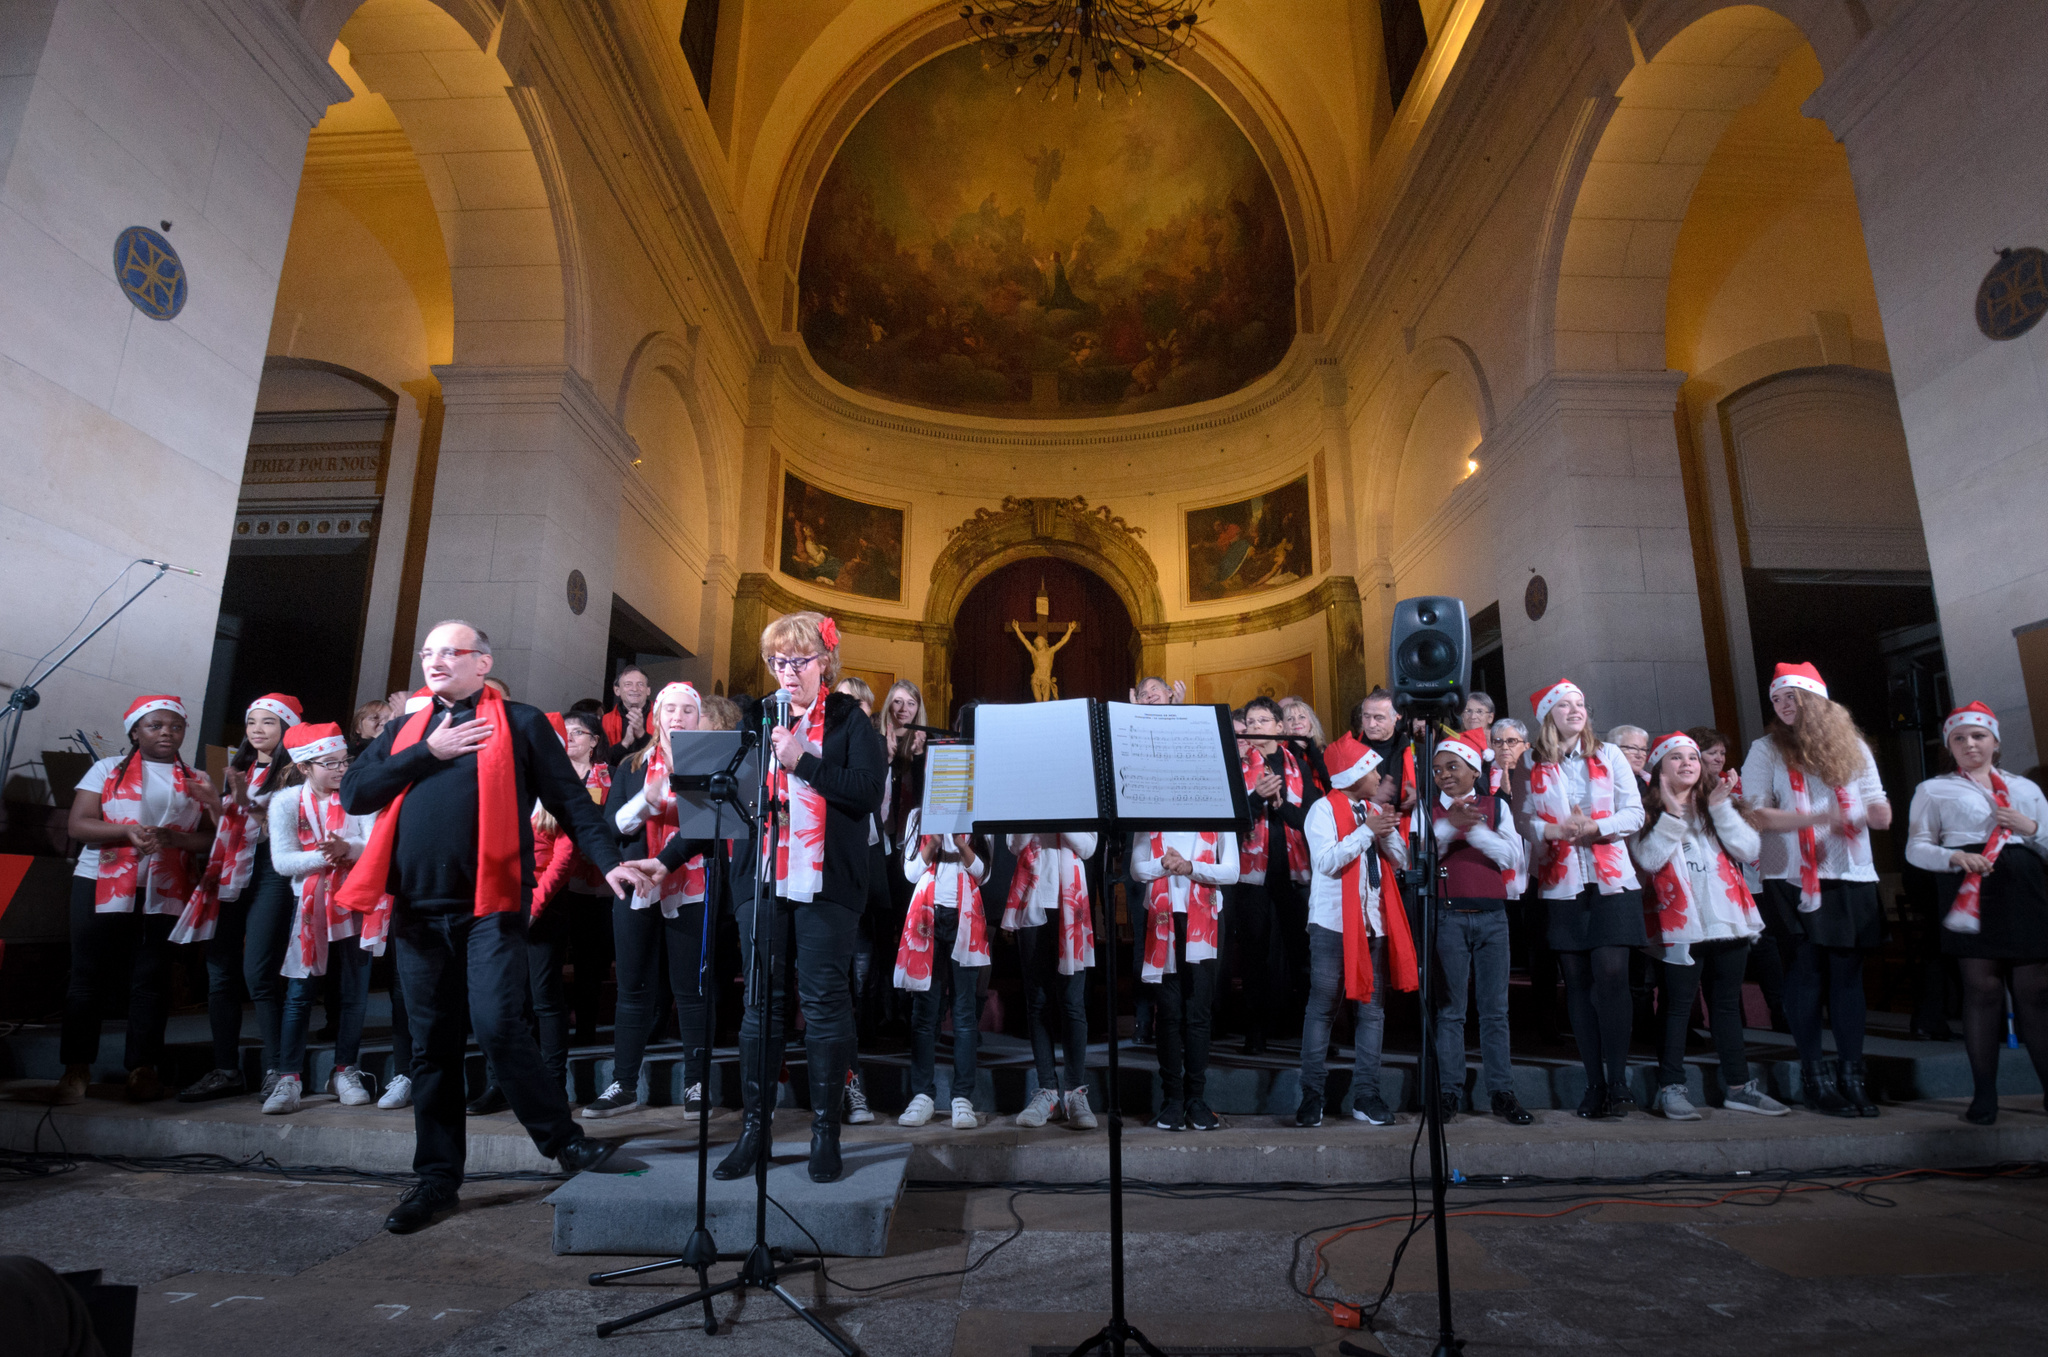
[140,559,202,577]
[769,689,793,729]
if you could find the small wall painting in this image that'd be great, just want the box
[1190,652,1316,713]
[778,471,904,602]
[1185,475,1313,603]
[839,667,896,704]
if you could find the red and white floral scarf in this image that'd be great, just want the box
[1141,832,1223,982]
[283,786,378,978]
[1645,828,1758,951]
[636,741,707,915]
[1787,765,1859,914]
[894,839,990,989]
[1003,834,1095,975]
[95,754,203,915]
[763,699,828,901]
[1943,770,2012,935]
[171,760,273,942]
[1239,747,1310,884]
[1527,750,1631,896]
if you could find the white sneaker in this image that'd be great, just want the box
[1016,1087,1060,1128]
[1064,1086,1098,1129]
[950,1097,978,1130]
[378,1074,412,1109]
[1657,1083,1702,1121]
[331,1066,371,1107]
[898,1093,935,1127]
[844,1070,874,1124]
[262,1074,302,1115]
[1721,1078,1790,1116]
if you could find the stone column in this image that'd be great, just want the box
[1484,371,1712,733]
[416,365,627,711]
[1808,0,2048,765]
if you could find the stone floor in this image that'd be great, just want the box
[5,1123,2048,1356]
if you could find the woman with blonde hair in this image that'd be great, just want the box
[715,611,885,1184]
[1740,663,1891,1116]
[1517,680,1646,1118]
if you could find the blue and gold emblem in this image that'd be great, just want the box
[113,226,188,320]
[1976,247,2048,341]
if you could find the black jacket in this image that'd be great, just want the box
[763,691,886,913]
[340,692,625,912]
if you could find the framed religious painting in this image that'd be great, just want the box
[777,470,906,603]
[1184,474,1314,603]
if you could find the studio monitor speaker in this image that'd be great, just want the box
[1387,596,1470,708]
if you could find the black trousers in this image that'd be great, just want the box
[553,888,612,1048]
[1657,939,1752,1087]
[1014,919,1088,1090]
[1231,876,1303,1038]
[393,906,578,1188]
[736,893,859,1052]
[201,855,294,1073]
[60,877,175,1069]
[610,895,711,1092]
[1149,913,1216,1105]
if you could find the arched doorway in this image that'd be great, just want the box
[949,559,1135,718]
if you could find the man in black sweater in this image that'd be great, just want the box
[342,620,653,1234]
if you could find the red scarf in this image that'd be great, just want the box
[1527,750,1630,896]
[172,760,272,942]
[1786,764,1858,914]
[1943,770,2011,935]
[1646,830,1756,947]
[95,754,202,915]
[1140,832,1223,982]
[894,838,990,989]
[1239,746,1310,883]
[283,786,378,977]
[1330,795,1419,1002]
[338,687,521,916]
[1002,835,1095,975]
[764,699,829,900]
[637,739,707,913]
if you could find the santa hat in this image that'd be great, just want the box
[545,711,568,746]
[1435,728,1490,773]
[1324,734,1382,790]
[282,722,348,765]
[1648,731,1699,769]
[122,695,186,732]
[1942,701,1999,743]
[652,681,700,716]
[247,693,303,727]
[1769,662,1828,701]
[1531,679,1583,726]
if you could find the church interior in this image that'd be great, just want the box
[5,2,2048,1354]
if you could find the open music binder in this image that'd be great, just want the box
[968,697,1249,833]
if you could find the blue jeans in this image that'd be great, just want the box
[1300,924,1386,1105]
[907,907,982,1102]
[1435,908,1513,1100]
[278,941,370,1077]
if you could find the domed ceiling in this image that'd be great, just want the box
[797,44,1296,419]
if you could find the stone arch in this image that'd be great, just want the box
[1362,333,1494,562]
[317,0,580,368]
[920,497,1166,719]
[616,328,729,560]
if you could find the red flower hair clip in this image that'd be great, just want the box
[820,615,840,650]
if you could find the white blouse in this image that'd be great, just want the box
[1518,745,1646,896]
[1905,771,2048,874]
[1739,737,1886,883]
[901,808,986,910]
[1304,794,1406,934]
[1630,801,1764,942]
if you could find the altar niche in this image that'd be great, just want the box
[948,557,1134,723]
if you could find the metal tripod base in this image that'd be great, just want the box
[592,1244,856,1354]
[1068,1314,1169,1357]
[587,1226,726,1333]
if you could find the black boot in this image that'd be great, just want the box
[1839,1057,1880,1117]
[806,1039,851,1183]
[714,1039,767,1180]
[1801,1059,1855,1117]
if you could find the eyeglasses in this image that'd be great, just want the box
[767,654,820,675]
[312,757,351,771]
[1618,743,1649,756]
[420,647,483,663]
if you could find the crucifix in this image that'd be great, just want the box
[1009,578,1078,702]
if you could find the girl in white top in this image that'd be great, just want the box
[263,722,379,1115]
[1738,662,1891,1117]
[1004,830,1100,1129]
[1630,732,1786,1121]
[56,695,219,1106]
[1903,701,2048,1125]
[1515,680,1645,1118]
[895,808,991,1130]
[1131,829,1240,1131]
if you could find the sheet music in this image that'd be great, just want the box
[918,743,976,837]
[1106,701,1240,823]
[971,699,1101,826]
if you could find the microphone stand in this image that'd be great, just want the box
[592,698,860,1355]
[1397,695,1463,1357]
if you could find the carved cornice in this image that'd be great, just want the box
[300,131,427,191]
[926,496,1162,629]
[1804,0,1985,142]
[736,573,946,645]
[1144,575,1363,645]
[195,0,352,128]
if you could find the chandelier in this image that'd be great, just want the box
[959,1,1213,99]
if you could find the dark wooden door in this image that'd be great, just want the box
[948,557,1134,724]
